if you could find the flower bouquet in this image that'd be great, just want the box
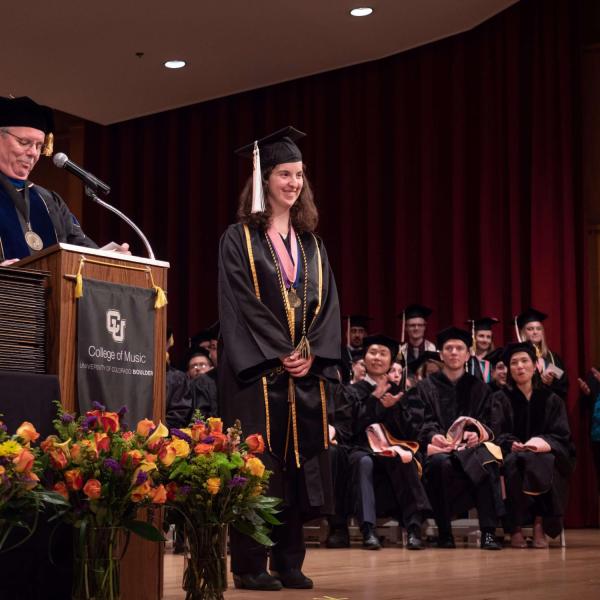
[160,415,280,600]
[0,419,67,552]
[40,402,168,600]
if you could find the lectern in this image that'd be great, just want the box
[16,243,169,600]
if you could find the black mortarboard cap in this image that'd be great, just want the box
[516,307,548,330]
[398,304,433,320]
[436,326,472,349]
[189,321,220,347]
[0,96,54,133]
[235,126,306,169]
[344,314,373,329]
[484,348,505,367]
[502,342,537,365]
[363,334,400,359]
[184,345,211,366]
[469,317,500,331]
[411,351,442,371]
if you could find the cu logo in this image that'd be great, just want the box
[106,309,126,343]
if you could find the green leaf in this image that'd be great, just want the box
[123,519,165,542]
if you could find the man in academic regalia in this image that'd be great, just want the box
[466,317,499,383]
[339,335,430,551]
[0,96,128,265]
[410,327,504,550]
[339,314,371,383]
[398,304,436,376]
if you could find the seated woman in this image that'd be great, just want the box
[493,342,575,548]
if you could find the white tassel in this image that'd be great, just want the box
[251,141,265,214]
[514,316,522,342]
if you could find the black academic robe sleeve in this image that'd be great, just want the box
[546,351,569,399]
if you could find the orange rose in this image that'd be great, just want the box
[41,435,58,453]
[150,484,167,504]
[159,443,177,467]
[94,433,111,453]
[144,452,158,464]
[131,480,152,503]
[88,409,120,433]
[207,417,223,433]
[13,448,35,473]
[190,422,207,442]
[83,478,102,499]
[65,468,84,491]
[70,443,82,463]
[194,443,214,455]
[136,419,155,437]
[16,421,40,444]
[211,432,228,451]
[245,434,265,454]
[121,449,143,467]
[206,477,221,495]
[50,449,69,469]
[53,481,69,500]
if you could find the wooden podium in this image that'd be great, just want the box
[16,243,169,600]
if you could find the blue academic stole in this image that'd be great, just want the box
[0,186,58,259]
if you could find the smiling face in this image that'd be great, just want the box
[509,351,536,386]
[493,361,507,386]
[266,161,304,214]
[522,321,544,344]
[405,317,426,345]
[0,127,45,179]
[364,344,392,377]
[475,330,493,353]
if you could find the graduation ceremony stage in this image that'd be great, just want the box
[163,529,600,600]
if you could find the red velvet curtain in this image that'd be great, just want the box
[82,0,595,525]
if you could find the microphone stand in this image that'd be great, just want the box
[85,186,155,260]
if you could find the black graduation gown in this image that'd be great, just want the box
[492,387,576,537]
[0,181,97,260]
[340,380,431,523]
[412,371,504,527]
[218,223,341,513]
[539,351,569,400]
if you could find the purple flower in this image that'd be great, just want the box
[228,476,248,488]
[117,406,128,418]
[202,436,215,444]
[61,413,74,424]
[82,415,98,430]
[103,458,122,473]
[92,401,106,411]
[171,428,192,443]
[135,471,148,486]
[0,423,7,432]
[179,485,191,496]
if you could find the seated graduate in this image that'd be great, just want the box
[484,348,507,392]
[412,351,442,384]
[340,314,372,383]
[466,317,499,383]
[577,367,600,493]
[412,326,504,550]
[515,308,568,399]
[351,357,367,383]
[341,334,431,551]
[398,304,437,376]
[493,343,576,548]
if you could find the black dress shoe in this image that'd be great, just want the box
[406,527,425,550]
[272,568,314,589]
[360,523,382,550]
[436,533,456,548]
[326,526,350,548]
[233,571,283,591]
[480,531,502,550]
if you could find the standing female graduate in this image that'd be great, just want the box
[493,342,575,548]
[218,127,340,591]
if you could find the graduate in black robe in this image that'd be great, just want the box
[466,317,499,383]
[492,343,575,547]
[339,335,430,550]
[339,314,372,383]
[218,127,340,591]
[411,327,504,550]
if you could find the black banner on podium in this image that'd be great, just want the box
[77,278,155,426]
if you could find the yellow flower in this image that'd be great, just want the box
[16,422,40,444]
[170,438,191,458]
[132,460,158,484]
[0,465,5,476]
[244,457,265,478]
[146,421,169,446]
[207,417,223,433]
[0,440,22,457]
[206,477,221,495]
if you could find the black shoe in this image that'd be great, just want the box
[406,526,425,550]
[360,523,382,550]
[436,532,456,549]
[233,572,283,591]
[272,569,314,589]
[480,531,502,550]
[326,526,350,548]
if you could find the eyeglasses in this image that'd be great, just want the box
[1,129,45,153]
[189,363,210,371]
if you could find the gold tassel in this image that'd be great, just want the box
[42,132,54,157]
[153,285,168,309]
[74,271,83,298]
[288,378,301,468]
[295,335,310,360]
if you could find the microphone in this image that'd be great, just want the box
[53,152,111,196]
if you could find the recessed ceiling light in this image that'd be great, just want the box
[350,7,373,17]
[164,60,186,69]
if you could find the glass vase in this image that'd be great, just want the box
[182,523,228,600]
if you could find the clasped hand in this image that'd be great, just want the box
[281,351,314,378]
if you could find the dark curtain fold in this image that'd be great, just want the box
[82,0,594,525]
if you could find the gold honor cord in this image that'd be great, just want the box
[243,225,272,453]
[65,255,167,309]
[319,380,328,450]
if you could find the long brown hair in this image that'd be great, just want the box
[237,165,318,232]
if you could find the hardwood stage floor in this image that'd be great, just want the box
[163,529,600,600]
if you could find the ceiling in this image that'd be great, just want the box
[2,0,517,125]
